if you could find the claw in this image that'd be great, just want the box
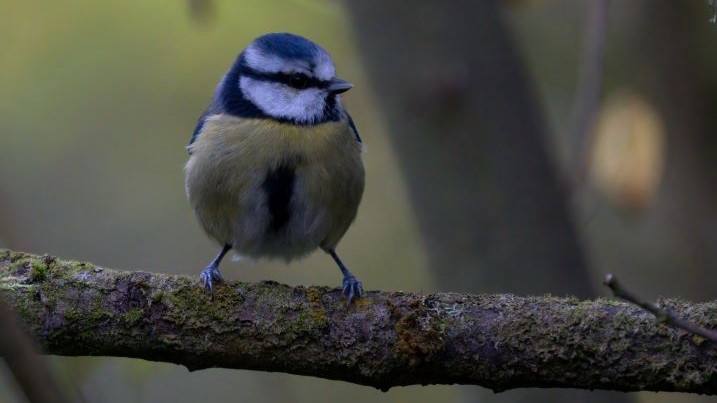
[342,275,363,304]
[199,245,231,296]
[327,248,363,304]
[200,263,224,295]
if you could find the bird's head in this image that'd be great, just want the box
[219,32,352,125]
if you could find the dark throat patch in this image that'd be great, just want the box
[263,164,295,233]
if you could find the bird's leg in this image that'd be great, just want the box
[200,244,231,295]
[327,249,363,303]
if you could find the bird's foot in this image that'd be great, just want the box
[342,275,363,304]
[200,264,224,295]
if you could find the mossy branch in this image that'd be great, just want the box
[1,249,717,394]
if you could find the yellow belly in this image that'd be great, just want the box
[185,114,365,259]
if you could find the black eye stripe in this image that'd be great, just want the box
[287,73,309,89]
[239,67,326,89]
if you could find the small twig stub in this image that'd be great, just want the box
[604,273,717,342]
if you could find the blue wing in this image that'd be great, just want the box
[187,97,225,154]
[187,113,208,152]
[188,76,228,154]
[347,114,362,144]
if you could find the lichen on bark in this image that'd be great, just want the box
[1,249,717,393]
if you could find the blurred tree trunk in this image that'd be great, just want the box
[345,1,630,402]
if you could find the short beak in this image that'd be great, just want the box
[328,78,353,94]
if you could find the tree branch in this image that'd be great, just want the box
[1,249,717,394]
[604,273,717,342]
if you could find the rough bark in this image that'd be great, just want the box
[1,250,716,394]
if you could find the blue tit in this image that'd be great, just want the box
[185,32,365,302]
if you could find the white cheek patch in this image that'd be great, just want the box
[240,76,327,123]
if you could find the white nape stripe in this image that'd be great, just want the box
[240,76,327,123]
[244,45,288,73]
[243,44,337,80]
[243,45,308,75]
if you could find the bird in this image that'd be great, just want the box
[185,32,365,302]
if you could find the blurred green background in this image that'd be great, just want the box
[1,1,717,402]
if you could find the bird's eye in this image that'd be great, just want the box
[287,73,309,89]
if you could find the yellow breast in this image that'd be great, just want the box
[185,114,364,258]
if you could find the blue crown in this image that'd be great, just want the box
[252,32,325,61]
